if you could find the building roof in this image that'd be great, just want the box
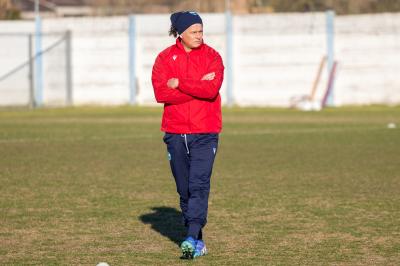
[15,0,89,12]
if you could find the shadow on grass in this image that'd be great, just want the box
[139,206,186,246]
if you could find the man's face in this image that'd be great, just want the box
[181,23,203,50]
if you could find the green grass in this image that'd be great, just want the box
[0,106,399,265]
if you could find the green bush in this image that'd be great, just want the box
[0,6,21,20]
[5,7,21,20]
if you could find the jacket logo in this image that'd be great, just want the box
[172,55,177,61]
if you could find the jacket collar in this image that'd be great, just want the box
[175,38,204,54]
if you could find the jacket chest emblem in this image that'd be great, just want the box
[172,55,177,61]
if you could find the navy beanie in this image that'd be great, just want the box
[170,11,203,35]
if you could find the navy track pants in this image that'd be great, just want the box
[163,133,218,239]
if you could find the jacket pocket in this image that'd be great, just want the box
[163,133,172,144]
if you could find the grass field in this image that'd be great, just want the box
[1,106,399,265]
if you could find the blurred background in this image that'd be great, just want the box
[1,0,400,108]
[4,0,400,17]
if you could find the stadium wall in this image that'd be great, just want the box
[0,12,399,107]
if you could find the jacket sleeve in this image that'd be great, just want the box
[178,53,224,100]
[152,54,194,105]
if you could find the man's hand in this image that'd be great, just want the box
[201,72,215,81]
[167,78,179,89]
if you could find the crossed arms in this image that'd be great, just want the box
[152,54,224,105]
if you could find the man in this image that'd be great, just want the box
[151,11,224,259]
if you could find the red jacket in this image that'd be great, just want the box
[152,39,224,134]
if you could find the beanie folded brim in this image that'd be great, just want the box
[170,11,203,35]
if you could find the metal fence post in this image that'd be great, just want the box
[129,15,137,105]
[35,15,43,107]
[226,10,234,107]
[65,30,73,106]
[326,10,335,106]
[28,34,35,108]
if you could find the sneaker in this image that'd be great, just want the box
[180,237,196,259]
[194,239,208,258]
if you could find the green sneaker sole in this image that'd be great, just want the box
[181,241,195,259]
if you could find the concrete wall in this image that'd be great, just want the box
[0,22,33,105]
[335,13,400,105]
[0,12,399,107]
[233,13,326,106]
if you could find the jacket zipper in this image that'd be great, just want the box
[186,53,191,133]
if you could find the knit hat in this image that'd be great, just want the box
[170,11,203,35]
